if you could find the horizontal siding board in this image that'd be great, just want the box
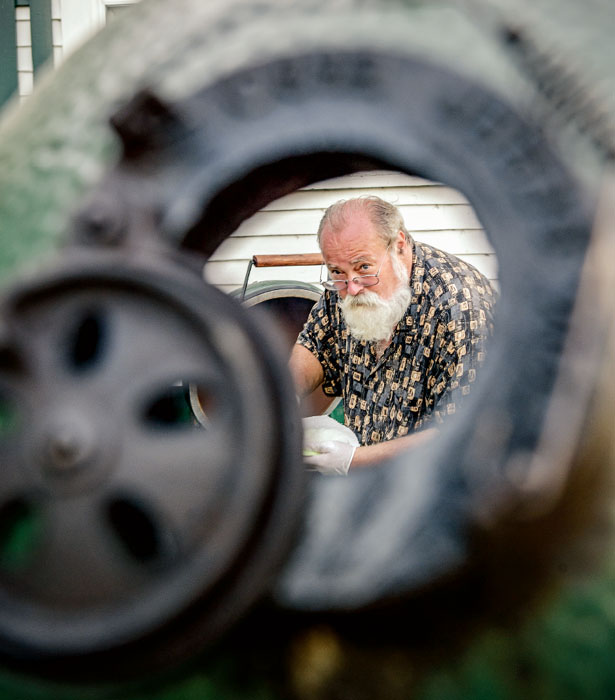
[412,230,493,254]
[303,172,439,189]
[456,254,499,280]
[231,204,482,238]
[15,18,31,46]
[262,185,469,211]
[17,70,33,95]
[209,235,317,260]
[17,46,33,72]
[204,261,323,288]
[52,18,62,48]
[209,230,494,262]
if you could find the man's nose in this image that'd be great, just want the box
[346,279,364,296]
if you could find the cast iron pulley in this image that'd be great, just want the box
[0,253,304,681]
[91,47,598,613]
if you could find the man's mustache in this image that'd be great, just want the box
[343,292,382,308]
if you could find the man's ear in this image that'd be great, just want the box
[396,229,406,253]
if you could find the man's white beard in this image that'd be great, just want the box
[339,257,411,343]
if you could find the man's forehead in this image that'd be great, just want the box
[322,231,382,264]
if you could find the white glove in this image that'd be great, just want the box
[302,415,359,475]
[303,440,357,475]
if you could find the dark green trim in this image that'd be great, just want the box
[15,1,30,7]
[0,0,18,108]
[29,0,53,74]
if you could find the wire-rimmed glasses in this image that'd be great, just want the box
[320,244,391,292]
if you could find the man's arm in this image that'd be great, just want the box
[289,343,325,398]
[304,427,437,474]
[350,428,436,468]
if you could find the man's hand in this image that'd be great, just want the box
[302,415,359,475]
[304,440,357,475]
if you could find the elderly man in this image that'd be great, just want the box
[290,195,496,474]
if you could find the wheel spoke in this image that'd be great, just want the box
[8,496,150,607]
[114,423,236,552]
[8,291,223,402]
[69,293,224,400]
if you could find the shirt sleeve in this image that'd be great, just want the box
[296,292,344,397]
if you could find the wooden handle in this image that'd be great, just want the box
[252,253,323,268]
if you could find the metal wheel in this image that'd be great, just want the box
[0,255,303,681]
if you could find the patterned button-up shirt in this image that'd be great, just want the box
[297,241,497,445]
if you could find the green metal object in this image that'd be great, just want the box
[29,0,53,75]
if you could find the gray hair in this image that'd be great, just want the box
[316,196,411,248]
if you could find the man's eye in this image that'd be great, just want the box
[330,270,344,278]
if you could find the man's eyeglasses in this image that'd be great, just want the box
[320,244,391,292]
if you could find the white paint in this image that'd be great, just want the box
[58,0,142,58]
[16,47,33,73]
[58,0,105,57]
[15,7,33,99]
[17,71,34,96]
[15,17,31,46]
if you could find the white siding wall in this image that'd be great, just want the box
[15,6,33,101]
[204,171,497,294]
[52,0,63,66]
[59,0,139,59]
[14,0,62,103]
